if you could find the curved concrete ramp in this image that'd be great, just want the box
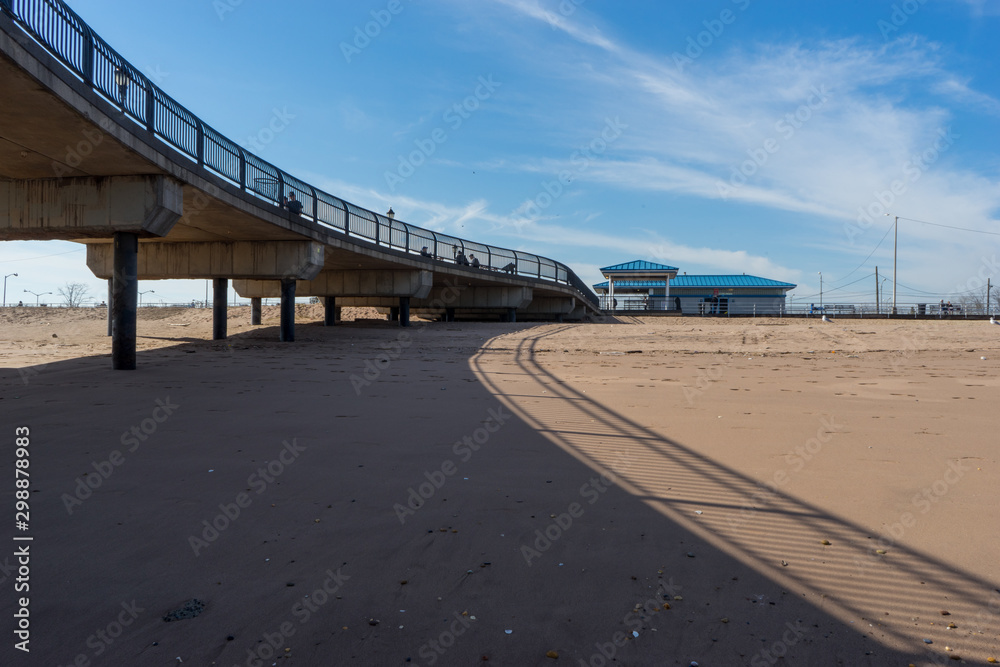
[0,1,600,368]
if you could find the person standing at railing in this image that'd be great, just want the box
[286,192,303,216]
[470,254,480,268]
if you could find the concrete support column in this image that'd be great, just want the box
[111,232,138,370]
[106,278,112,337]
[399,296,410,327]
[280,279,295,342]
[324,296,336,326]
[213,278,228,340]
[250,297,262,325]
[389,306,399,322]
[507,308,517,323]
[445,307,455,322]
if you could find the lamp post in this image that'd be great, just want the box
[139,290,154,307]
[880,278,889,315]
[3,272,17,306]
[23,289,51,306]
[386,208,395,220]
[818,272,823,310]
[885,214,898,314]
[114,67,129,112]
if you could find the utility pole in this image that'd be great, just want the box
[988,278,992,317]
[875,266,879,315]
[892,215,898,315]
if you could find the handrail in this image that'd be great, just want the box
[0,0,600,308]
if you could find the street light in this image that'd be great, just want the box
[3,273,17,307]
[23,289,51,306]
[139,290,155,306]
[885,214,898,314]
[386,208,395,220]
[114,66,129,112]
[818,271,823,310]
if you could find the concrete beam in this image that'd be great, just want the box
[521,297,576,315]
[87,241,325,280]
[0,175,182,240]
[232,270,433,299]
[338,286,533,310]
[424,285,533,310]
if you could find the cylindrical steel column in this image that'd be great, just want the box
[251,297,262,325]
[280,279,295,342]
[213,278,227,340]
[111,232,138,370]
[324,296,336,326]
[399,297,410,327]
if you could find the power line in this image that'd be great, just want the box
[832,218,896,286]
[899,216,1000,237]
[0,248,84,263]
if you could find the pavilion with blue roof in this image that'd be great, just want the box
[594,260,796,314]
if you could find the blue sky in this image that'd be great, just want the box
[3,0,999,307]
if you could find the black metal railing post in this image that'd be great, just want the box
[82,25,94,85]
[195,119,204,166]
[144,79,155,134]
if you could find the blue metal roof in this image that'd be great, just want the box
[601,260,679,273]
[671,275,797,289]
[593,280,667,289]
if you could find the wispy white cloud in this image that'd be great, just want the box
[474,1,1000,257]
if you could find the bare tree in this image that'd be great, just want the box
[58,282,91,308]
[956,285,994,316]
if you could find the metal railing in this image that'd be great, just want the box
[0,0,599,307]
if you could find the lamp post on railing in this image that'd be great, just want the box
[24,289,51,306]
[139,290,154,306]
[114,67,129,112]
[3,273,17,307]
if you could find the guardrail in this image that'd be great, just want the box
[0,0,599,307]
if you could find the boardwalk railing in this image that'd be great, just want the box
[0,0,599,307]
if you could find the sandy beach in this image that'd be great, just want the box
[2,309,998,666]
